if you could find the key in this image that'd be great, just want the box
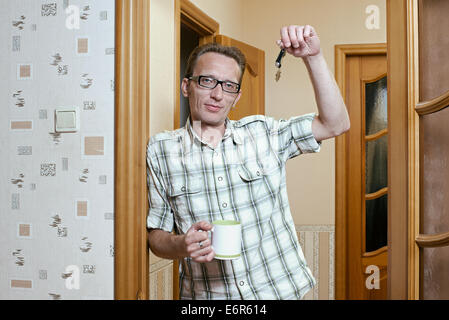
[275,69,281,82]
[275,49,286,82]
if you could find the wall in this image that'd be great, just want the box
[148,0,176,300]
[190,0,244,40]
[0,0,115,299]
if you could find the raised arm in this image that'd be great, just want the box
[279,25,350,142]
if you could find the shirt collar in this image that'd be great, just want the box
[184,116,243,147]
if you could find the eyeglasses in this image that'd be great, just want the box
[188,75,241,94]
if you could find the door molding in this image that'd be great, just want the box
[114,0,151,300]
[334,43,387,300]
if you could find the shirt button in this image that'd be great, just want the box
[222,202,227,208]
[181,186,186,192]
[239,281,245,286]
[218,176,223,181]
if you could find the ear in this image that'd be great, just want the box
[181,78,190,98]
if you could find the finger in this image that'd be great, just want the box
[193,246,215,263]
[296,26,305,48]
[191,245,214,261]
[187,221,212,236]
[191,240,212,256]
[288,25,299,48]
[308,25,317,37]
[280,26,291,48]
[303,25,312,39]
[276,39,284,49]
[185,231,209,247]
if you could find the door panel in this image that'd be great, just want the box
[412,0,449,300]
[346,53,388,300]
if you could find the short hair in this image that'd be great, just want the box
[184,42,246,84]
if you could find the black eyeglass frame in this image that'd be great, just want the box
[188,75,241,94]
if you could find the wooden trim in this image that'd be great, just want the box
[407,0,420,300]
[416,231,449,248]
[334,43,386,300]
[115,0,151,300]
[387,0,410,300]
[362,246,388,259]
[415,90,449,115]
[174,0,181,131]
[173,0,181,299]
[180,0,219,36]
[366,128,388,141]
[365,187,388,201]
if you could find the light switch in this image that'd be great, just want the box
[55,107,80,132]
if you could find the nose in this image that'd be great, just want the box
[210,83,223,100]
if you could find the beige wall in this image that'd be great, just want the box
[149,0,176,300]
[150,0,175,136]
[190,0,244,40]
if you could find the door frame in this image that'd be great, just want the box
[334,43,387,300]
[114,0,151,300]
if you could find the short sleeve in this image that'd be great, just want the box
[271,113,321,162]
[146,143,174,233]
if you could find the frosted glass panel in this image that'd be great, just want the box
[365,194,387,252]
[421,246,449,299]
[365,135,388,194]
[365,76,387,136]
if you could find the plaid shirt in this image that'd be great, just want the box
[147,113,321,300]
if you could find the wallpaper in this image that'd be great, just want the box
[0,0,115,299]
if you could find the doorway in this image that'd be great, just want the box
[335,44,388,300]
[180,24,200,128]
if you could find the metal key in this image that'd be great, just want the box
[275,49,286,82]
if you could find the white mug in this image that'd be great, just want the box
[211,220,241,260]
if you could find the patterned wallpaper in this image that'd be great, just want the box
[0,0,115,299]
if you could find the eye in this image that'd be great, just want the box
[201,77,214,84]
[224,82,238,91]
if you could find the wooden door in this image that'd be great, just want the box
[407,0,449,299]
[387,0,449,300]
[207,35,265,120]
[336,45,388,299]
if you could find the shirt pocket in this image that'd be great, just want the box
[168,179,202,223]
[237,161,269,203]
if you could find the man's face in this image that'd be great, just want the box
[182,52,242,128]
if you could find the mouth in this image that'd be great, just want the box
[205,104,222,112]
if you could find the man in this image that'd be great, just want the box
[147,25,350,299]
